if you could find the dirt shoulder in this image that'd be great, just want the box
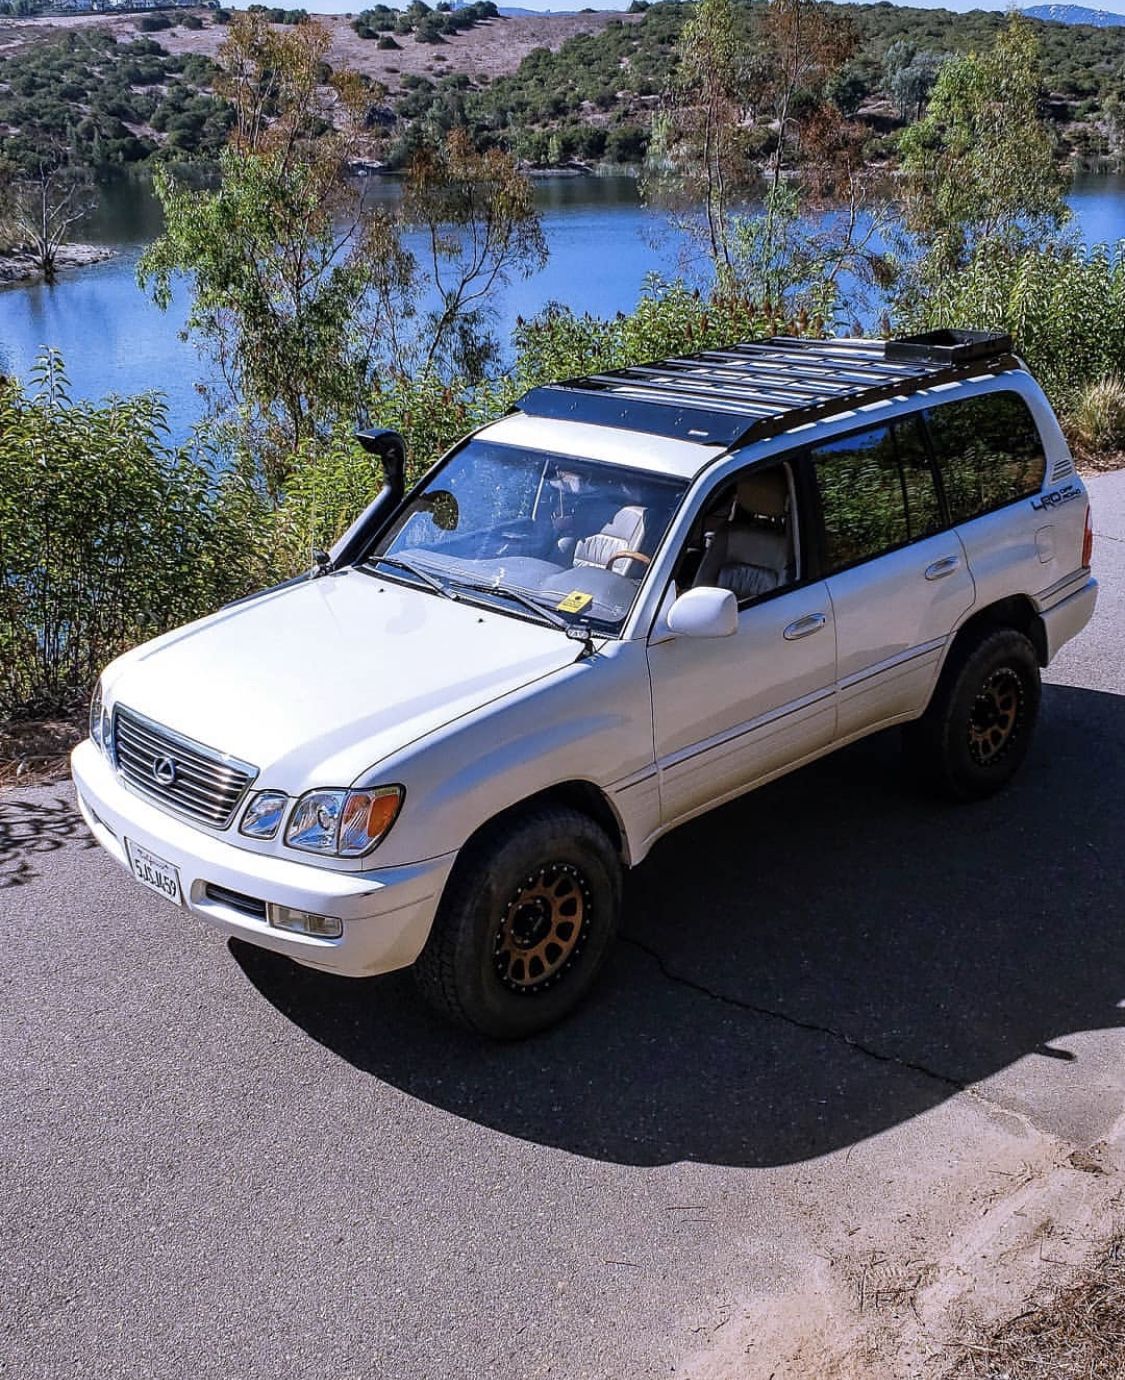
[0,716,81,790]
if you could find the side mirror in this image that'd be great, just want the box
[665,586,739,639]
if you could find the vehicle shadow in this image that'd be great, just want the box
[233,682,1125,1167]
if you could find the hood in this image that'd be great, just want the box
[105,570,580,791]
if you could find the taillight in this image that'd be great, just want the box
[1082,506,1094,568]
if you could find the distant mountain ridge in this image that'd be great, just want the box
[1023,5,1125,26]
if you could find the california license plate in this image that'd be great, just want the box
[125,840,183,907]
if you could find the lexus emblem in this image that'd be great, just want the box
[152,755,177,786]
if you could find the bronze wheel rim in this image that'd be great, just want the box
[968,667,1024,767]
[493,862,590,994]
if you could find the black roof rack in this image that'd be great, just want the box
[515,333,1020,450]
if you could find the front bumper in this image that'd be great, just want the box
[71,740,456,977]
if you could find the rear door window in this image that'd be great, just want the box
[812,425,906,572]
[925,392,1046,524]
[810,417,943,574]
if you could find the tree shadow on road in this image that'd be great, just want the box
[234,682,1125,1168]
[0,792,95,889]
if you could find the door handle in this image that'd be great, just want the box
[783,613,827,641]
[925,555,961,580]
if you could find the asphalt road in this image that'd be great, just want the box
[3,472,1124,1380]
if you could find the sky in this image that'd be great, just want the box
[243,1,1125,19]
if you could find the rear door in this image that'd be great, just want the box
[923,389,1055,608]
[809,414,976,741]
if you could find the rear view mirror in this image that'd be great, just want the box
[666,586,738,639]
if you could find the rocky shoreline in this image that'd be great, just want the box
[0,242,115,286]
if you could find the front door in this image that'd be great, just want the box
[647,462,837,828]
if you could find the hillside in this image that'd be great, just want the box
[0,7,636,95]
[2,1,1125,175]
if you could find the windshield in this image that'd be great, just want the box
[365,439,688,634]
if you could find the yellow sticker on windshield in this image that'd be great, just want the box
[556,590,593,614]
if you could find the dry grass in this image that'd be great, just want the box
[942,1236,1125,1380]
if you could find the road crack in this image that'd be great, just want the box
[623,934,967,1091]
[623,936,1074,1143]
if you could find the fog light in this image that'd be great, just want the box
[267,903,343,939]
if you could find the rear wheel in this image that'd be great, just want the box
[413,803,622,1038]
[904,626,1041,800]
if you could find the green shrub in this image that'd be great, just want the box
[0,355,272,716]
[900,240,1125,407]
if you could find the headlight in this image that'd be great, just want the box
[89,680,112,761]
[240,791,289,840]
[89,681,104,749]
[284,786,403,857]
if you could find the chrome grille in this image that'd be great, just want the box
[112,706,257,830]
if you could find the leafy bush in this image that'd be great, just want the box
[0,356,273,716]
[900,240,1125,406]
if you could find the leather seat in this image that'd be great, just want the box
[572,505,648,579]
[695,470,792,601]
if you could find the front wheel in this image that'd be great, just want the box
[904,626,1041,801]
[413,804,623,1038]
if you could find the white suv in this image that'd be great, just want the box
[72,332,1098,1037]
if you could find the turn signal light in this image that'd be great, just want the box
[1082,506,1094,568]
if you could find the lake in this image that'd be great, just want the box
[2,171,1124,442]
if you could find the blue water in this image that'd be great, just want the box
[1,172,1123,442]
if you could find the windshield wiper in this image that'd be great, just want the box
[369,555,455,599]
[446,578,572,632]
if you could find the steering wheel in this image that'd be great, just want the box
[605,550,651,572]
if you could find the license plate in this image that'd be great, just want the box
[125,840,183,907]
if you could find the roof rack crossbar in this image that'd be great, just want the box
[716,351,910,387]
[608,365,846,410]
[622,360,852,401]
[740,348,928,383]
[575,374,778,415]
[677,349,888,391]
[588,383,780,419]
[724,340,932,381]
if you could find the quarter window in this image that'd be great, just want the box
[925,392,1046,524]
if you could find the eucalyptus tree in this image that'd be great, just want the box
[139,12,544,492]
[898,13,1069,291]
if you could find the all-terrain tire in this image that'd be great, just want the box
[904,626,1041,801]
[413,803,623,1039]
